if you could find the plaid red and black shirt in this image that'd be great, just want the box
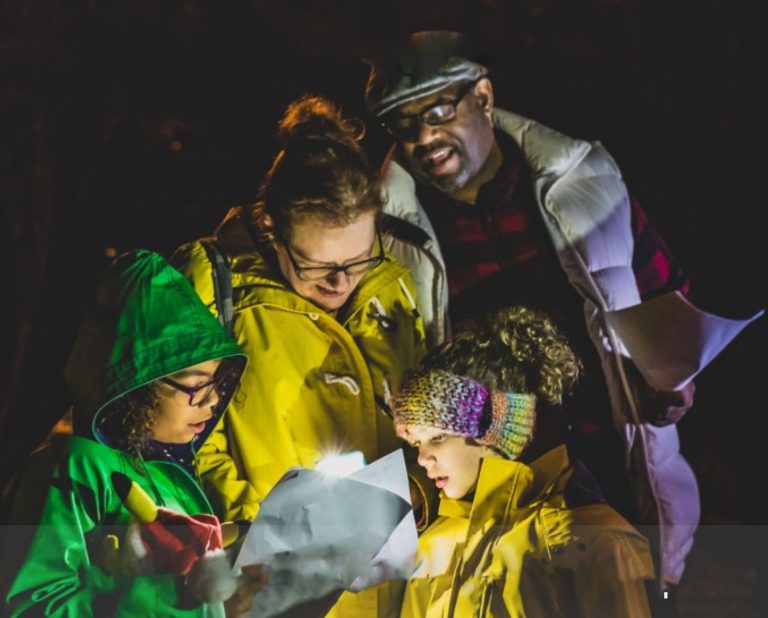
[417,132,690,475]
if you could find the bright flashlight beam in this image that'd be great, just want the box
[315,451,366,477]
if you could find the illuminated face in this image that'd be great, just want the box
[273,211,380,314]
[391,79,498,200]
[402,425,499,499]
[151,359,221,443]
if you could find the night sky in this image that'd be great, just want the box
[2,1,766,612]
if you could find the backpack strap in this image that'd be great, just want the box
[380,213,432,248]
[200,240,234,335]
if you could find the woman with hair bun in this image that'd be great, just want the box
[172,96,428,615]
[392,306,655,617]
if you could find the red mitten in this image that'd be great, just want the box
[139,508,224,576]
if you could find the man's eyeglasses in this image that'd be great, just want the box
[382,79,479,141]
[280,227,386,282]
[161,367,234,407]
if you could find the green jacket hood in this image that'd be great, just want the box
[64,249,246,448]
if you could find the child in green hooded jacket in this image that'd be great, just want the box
[1,250,264,617]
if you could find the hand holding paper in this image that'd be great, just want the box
[605,291,763,392]
[622,360,697,426]
[234,449,416,618]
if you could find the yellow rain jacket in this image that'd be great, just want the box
[402,446,654,618]
[172,207,428,617]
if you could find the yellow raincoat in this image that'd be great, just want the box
[172,207,428,616]
[402,446,654,618]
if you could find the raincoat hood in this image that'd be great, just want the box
[64,249,246,452]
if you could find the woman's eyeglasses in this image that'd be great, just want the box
[280,228,386,282]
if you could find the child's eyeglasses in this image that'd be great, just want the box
[161,369,232,407]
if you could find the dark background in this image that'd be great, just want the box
[1,1,766,614]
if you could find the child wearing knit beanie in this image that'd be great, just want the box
[391,306,655,618]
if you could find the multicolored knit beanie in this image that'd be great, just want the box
[391,369,537,460]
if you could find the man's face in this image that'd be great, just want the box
[388,79,496,199]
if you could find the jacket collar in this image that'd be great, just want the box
[437,445,572,522]
[490,109,591,178]
[382,108,592,223]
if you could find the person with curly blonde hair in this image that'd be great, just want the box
[392,306,655,617]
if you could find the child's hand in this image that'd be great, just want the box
[224,564,269,617]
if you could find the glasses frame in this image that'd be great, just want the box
[382,79,480,140]
[279,227,387,282]
[161,369,230,407]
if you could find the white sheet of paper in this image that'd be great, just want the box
[345,450,418,591]
[605,291,763,391]
[234,449,415,618]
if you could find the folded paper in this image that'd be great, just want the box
[605,291,763,391]
[234,449,416,617]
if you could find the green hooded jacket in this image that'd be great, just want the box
[2,250,246,617]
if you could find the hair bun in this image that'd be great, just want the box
[485,306,582,405]
[277,95,363,146]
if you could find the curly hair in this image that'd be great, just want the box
[251,95,384,241]
[423,306,582,406]
[95,384,161,457]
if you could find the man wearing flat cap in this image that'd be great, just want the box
[366,30,698,594]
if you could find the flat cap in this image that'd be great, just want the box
[365,31,488,118]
